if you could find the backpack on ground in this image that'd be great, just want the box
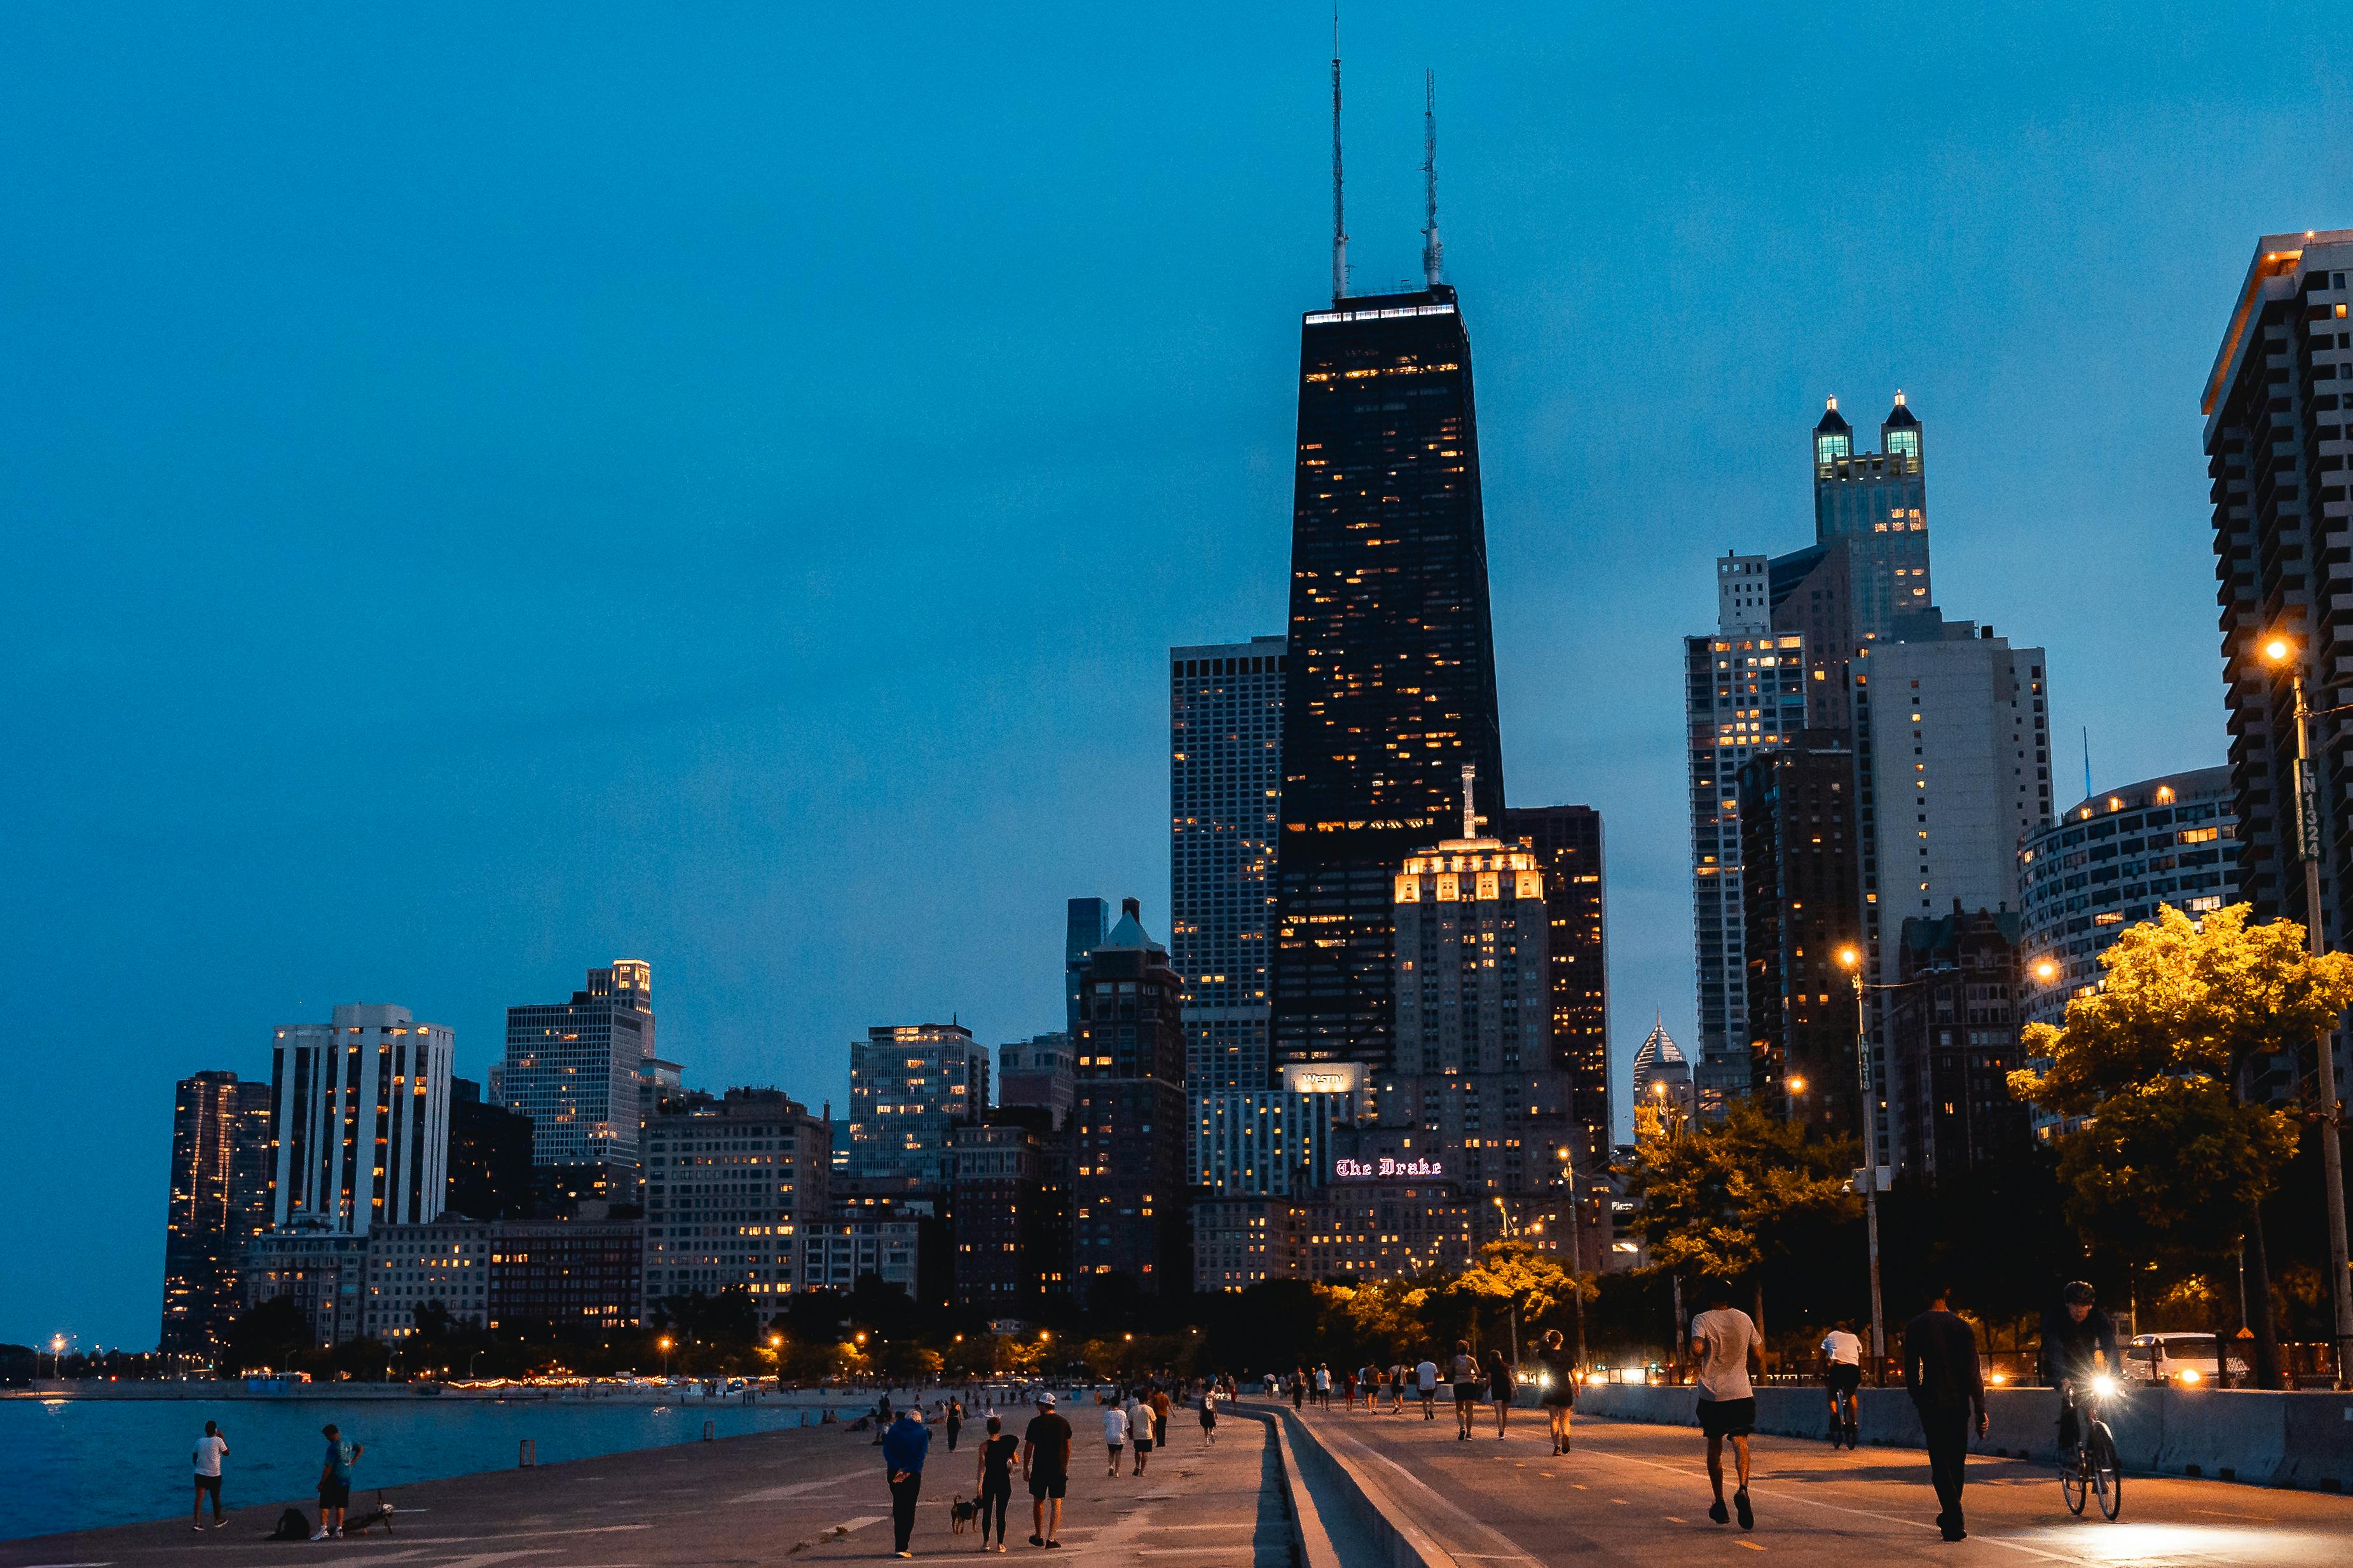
[268,1508,311,1541]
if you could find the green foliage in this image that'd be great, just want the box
[1633,1098,1860,1295]
[219,1295,316,1375]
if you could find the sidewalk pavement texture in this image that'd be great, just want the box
[1277,1396,2353,1568]
[0,1412,1293,1567]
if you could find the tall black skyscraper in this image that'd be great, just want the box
[1273,283,1506,1095]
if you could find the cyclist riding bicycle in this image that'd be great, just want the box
[2039,1281,2122,1449]
[1819,1319,1863,1443]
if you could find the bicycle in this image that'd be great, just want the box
[1826,1378,1860,1449]
[2059,1375,2122,1520]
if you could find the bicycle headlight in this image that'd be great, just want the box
[2091,1374,2117,1398]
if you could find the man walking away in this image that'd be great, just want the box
[312,1424,362,1540]
[1101,1396,1128,1475]
[1389,1361,1407,1414]
[882,1405,930,1558]
[947,1397,964,1454]
[1905,1284,1987,1543]
[1821,1319,1863,1443]
[1126,1391,1153,1475]
[1197,1382,1219,1445]
[1450,1340,1481,1441]
[1149,1386,1170,1450]
[1689,1280,1761,1531]
[1415,1354,1439,1420]
[1536,1330,1577,1455]
[1022,1392,1072,1548]
[192,1420,228,1529]
[975,1414,1017,1553]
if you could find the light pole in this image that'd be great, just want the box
[1836,946,1889,1386]
[2261,634,2353,1388]
[1554,1144,1591,1370]
[658,1335,673,1379]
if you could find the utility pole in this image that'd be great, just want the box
[1841,950,1889,1386]
[2268,636,2353,1388]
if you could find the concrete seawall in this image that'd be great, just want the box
[1568,1381,2353,1492]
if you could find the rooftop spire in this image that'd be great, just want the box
[1330,6,1348,304]
[1421,69,1444,288]
[1460,761,1477,840]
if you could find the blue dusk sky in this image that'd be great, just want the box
[4,4,2348,1349]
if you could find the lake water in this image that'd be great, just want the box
[1,1395,830,1541]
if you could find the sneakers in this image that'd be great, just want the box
[1707,1501,1729,1525]
[310,1529,330,1541]
[1734,1490,1753,1531]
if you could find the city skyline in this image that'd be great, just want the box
[8,6,2345,1348]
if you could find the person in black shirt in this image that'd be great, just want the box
[1903,1283,1987,1543]
[2039,1281,2122,1450]
[974,1414,1018,1553]
[1020,1393,1073,1548]
[947,1398,964,1453]
[1535,1328,1577,1456]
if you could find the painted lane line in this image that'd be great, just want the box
[729,1475,856,1503]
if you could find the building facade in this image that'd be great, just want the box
[804,1209,924,1297]
[497,961,656,1174]
[490,1220,645,1332]
[1066,899,1109,1037]
[950,1114,1067,1311]
[2206,231,2353,1103]
[997,1032,1074,1131]
[362,1219,490,1341]
[1736,734,1864,1137]
[642,1089,830,1309]
[161,1070,276,1360]
[445,1078,535,1221]
[847,1025,989,1188]
[1275,284,1508,1092]
[1685,583,1812,1111]
[271,1004,454,1236]
[1188,1063,1359,1203]
[1500,804,1610,1165]
[1071,898,1190,1293]
[1171,636,1286,1091]
[1629,1016,1694,1134]
[1888,905,2033,1181]
[1853,618,2051,1171]
[1812,393,1930,641]
[242,1224,370,1347]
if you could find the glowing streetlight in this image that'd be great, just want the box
[1787,1075,1808,1096]
[2260,631,2353,1384]
[658,1335,673,1378]
[1837,941,1887,1382]
[2033,958,2059,984]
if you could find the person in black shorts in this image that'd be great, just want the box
[1689,1280,1762,1531]
[975,1414,1018,1553]
[1536,1329,1577,1455]
[1021,1393,1073,1548]
[1450,1341,1482,1441]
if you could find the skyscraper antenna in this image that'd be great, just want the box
[2082,728,2092,801]
[1331,5,1348,304]
[1421,69,1444,288]
[1460,761,1478,840]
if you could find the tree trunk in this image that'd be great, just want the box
[2247,1202,2283,1389]
[1752,1280,1767,1375]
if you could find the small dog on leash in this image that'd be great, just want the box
[949,1495,977,1533]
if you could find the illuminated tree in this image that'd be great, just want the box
[2010,903,2353,1387]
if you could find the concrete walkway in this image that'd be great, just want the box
[0,1410,1294,1567]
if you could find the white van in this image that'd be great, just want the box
[2125,1332,2249,1386]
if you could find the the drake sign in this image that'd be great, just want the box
[1334,1156,1443,1180]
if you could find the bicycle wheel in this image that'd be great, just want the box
[2090,1425,2122,1520]
[2061,1449,2089,1515]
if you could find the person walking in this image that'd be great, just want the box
[191,1419,229,1530]
[1289,1368,1305,1412]
[1197,1382,1219,1445]
[1389,1361,1407,1414]
[1904,1283,1988,1543]
[312,1424,362,1541]
[947,1397,964,1454]
[1126,1390,1153,1475]
[1149,1386,1170,1451]
[1450,1341,1482,1441]
[1535,1329,1577,1455]
[1486,1348,1515,1438]
[1022,1392,1073,1549]
[1101,1396,1128,1476]
[1314,1363,1331,1408]
[1415,1354,1439,1420]
[1689,1279,1762,1531]
[1820,1319,1863,1443]
[975,1414,1017,1553]
[882,1405,930,1558]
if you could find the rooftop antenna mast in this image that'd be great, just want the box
[1421,69,1444,287]
[1331,5,1348,304]
[1460,761,1478,840]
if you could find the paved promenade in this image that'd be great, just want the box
[0,1409,1291,1567]
[1282,1398,2353,1568]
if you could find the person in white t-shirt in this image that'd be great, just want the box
[1820,1319,1864,1444]
[1101,1400,1128,1476]
[191,1420,230,1529]
[1689,1279,1764,1531]
[1414,1356,1440,1421]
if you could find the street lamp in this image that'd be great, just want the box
[1554,1144,1590,1370]
[2261,632,2353,1386]
[1786,1075,1808,1096]
[1837,946,1890,1384]
[658,1335,673,1379]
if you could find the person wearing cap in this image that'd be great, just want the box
[312,1424,362,1541]
[1020,1391,1073,1548]
[881,1404,930,1558]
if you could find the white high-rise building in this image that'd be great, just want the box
[270,1004,455,1235]
[847,1024,989,1189]
[1170,636,1284,1091]
[1854,615,2051,1170]
[1684,554,1811,1112]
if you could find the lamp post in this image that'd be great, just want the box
[1555,1144,1591,1370]
[2261,634,2353,1388]
[658,1335,673,1379]
[1836,946,1889,1386]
